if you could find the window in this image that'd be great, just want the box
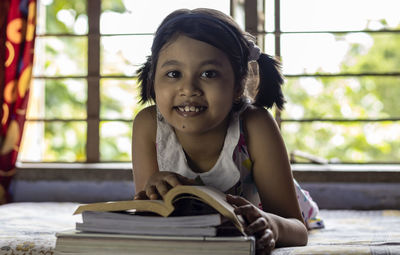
[262,0,400,163]
[19,0,400,164]
[19,0,230,163]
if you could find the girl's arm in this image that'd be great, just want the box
[242,106,308,247]
[132,106,195,200]
[132,106,159,193]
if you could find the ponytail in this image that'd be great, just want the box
[137,56,154,103]
[253,53,285,110]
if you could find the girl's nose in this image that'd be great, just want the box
[179,78,202,97]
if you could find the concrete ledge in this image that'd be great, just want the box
[302,182,400,210]
[11,163,400,209]
[15,162,400,183]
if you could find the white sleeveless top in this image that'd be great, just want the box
[156,106,244,192]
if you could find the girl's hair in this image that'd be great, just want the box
[137,8,285,110]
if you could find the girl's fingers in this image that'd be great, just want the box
[164,174,182,187]
[178,175,196,185]
[145,185,160,200]
[156,180,171,197]
[144,173,197,201]
[246,217,269,236]
[226,194,251,207]
[256,229,275,253]
[133,190,148,200]
[233,204,261,223]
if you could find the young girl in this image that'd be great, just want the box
[132,8,321,254]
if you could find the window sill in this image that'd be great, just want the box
[292,163,400,183]
[15,162,400,183]
[13,162,400,208]
[15,162,133,181]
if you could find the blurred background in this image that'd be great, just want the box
[19,0,400,164]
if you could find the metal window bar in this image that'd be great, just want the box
[282,118,400,123]
[286,73,400,77]
[274,0,282,128]
[35,33,155,37]
[260,29,400,34]
[25,118,132,122]
[86,0,101,162]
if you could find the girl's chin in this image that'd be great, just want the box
[173,123,208,134]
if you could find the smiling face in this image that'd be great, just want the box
[154,35,238,135]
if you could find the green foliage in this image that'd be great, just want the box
[283,22,400,163]
[45,79,86,118]
[44,122,86,162]
[100,122,132,161]
[44,1,87,34]
[102,0,126,13]
[43,78,87,161]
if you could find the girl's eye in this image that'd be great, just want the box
[166,71,181,78]
[201,70,218,79]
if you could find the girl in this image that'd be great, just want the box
[132,8,320,254]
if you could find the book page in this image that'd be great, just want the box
[74,199,173,216]
[165,186,246,234]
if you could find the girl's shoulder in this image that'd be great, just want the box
[240,105,283,153]
[133,105,157,124]
[132,105,157,141]
[241,104,278,131]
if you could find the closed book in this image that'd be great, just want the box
[54,230,255,255]
[76,221,218,236]
[77,211,224,236]
[81,210,223,227]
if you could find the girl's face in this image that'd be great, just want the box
[154,35,238,135]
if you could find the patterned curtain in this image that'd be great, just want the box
[0,0,37,204]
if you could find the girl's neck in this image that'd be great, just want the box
[174,116,230,173]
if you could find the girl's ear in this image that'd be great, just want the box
[137,56,153,103]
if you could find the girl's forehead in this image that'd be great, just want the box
[158,35,228,61]
[155,35,234,76]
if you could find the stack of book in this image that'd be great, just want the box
[54,185,255,255]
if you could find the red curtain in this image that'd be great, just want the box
[0,0,37,204]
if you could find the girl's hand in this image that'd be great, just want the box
[226,194,278,255]
[133,190,148,200]
[136,171,195,200]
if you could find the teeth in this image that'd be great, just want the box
[178,106,204,112]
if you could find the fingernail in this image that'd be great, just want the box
[269,239,275,247]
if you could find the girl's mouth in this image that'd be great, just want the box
[176,105,207,113]
[174,104,207,117]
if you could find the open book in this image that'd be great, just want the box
[74,185,245,235]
